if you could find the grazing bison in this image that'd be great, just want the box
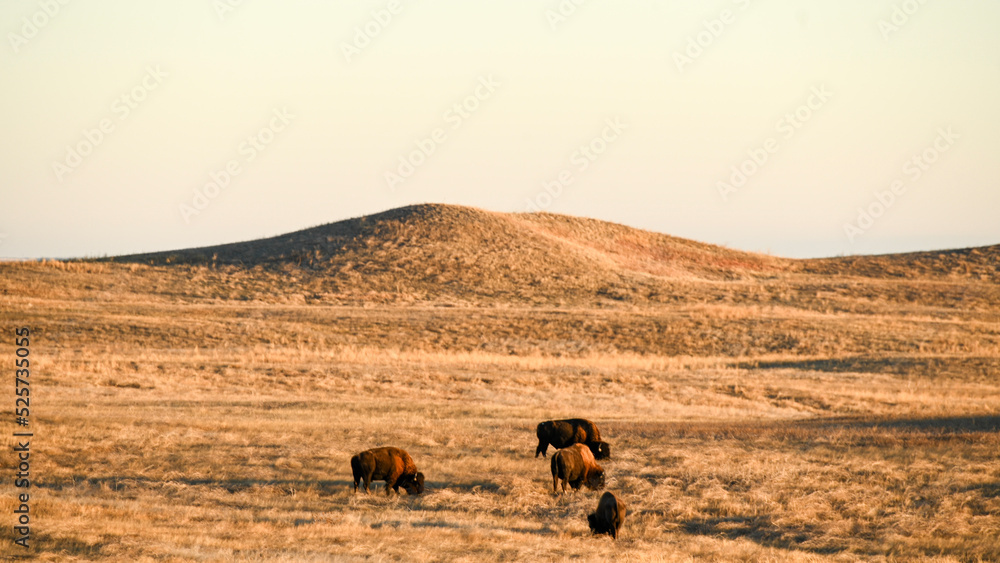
[588,491,626,539]
[536,418,610,460]
[350,447,425,495]
[550,443,605,494]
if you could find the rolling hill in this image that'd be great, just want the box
[100,203,998,305]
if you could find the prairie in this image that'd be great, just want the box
[1,205,998,561]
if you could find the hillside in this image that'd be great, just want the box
[1,203,998,318]
[96,203,996,306]
[104,204,788,303]
[800,244,1000,282]
[111,204,785,273]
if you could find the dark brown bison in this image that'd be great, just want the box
[550,443,605,494]
[350,447,425,495]
[588,491,626,539]
[536,418,610,459]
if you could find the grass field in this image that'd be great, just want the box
[1,206,998,561]
[2,303,998,561]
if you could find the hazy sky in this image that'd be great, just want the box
[1,1,998,259]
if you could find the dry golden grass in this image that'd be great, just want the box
[1,321,998,561]
[1,205,998,561]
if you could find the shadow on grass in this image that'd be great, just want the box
[621,415,1000,452]
[372,520,461,530]
[27,531,110,558]
[437,480,502,493]
[372,519,554,536]
[955,481,1000,498]
[735,355,999,379]
[46,475,507,498]
[800,415,1000,436]
[679,515,850,556]
[42,476,356,494]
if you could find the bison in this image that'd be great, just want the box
[588,491,626,539]
[350,447,425,495]
[536,418,610,460]
[550,443,605,494]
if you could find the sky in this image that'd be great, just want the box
[1,0,998,259]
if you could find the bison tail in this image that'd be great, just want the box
[350,454,362,491]
[551,453,569,493]
[550,454,560,493]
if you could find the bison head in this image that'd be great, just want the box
[589,441,611,460]
[401,472,425,495]
[585,468,606,490]
[587,512,600,534]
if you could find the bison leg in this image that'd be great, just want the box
[385,467,403,495]
[390,473,412,495]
